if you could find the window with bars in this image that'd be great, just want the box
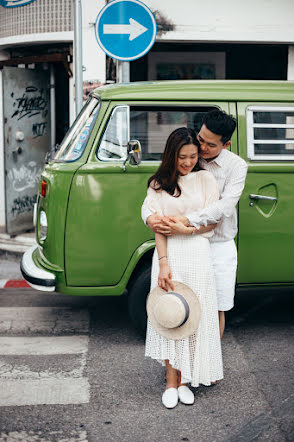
[246,106,294,160]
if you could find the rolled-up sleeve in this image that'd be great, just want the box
[141,195,152,225]
[187,162,248,228]
[141,185,163,224]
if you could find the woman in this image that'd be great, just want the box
[144,127,223,408]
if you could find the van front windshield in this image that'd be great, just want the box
[53,96,100,162]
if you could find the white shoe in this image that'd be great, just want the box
[162,387,178,409]
[178,385,195,405]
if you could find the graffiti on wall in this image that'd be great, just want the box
[11,194,37,216]
[7,161,42,192]
[11,86,48,120]
[32,122,47,138]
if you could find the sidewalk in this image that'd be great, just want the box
[0,231,36,255]
[0,231,36,288]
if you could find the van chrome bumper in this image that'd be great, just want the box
[20,245,56,292]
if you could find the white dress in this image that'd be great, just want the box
[144,170,223,387]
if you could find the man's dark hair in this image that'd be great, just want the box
[202,110,236,144]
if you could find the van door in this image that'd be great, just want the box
[65,102,230,288]
[237,103,294,284]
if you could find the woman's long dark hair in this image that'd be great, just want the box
[148,127,201,197]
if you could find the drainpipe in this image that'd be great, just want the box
[74,0,83,115]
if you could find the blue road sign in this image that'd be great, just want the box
[94,0,157,61]
[0,0,36,7]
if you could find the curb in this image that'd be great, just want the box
[0,279,30,288]
[0,232,36,256]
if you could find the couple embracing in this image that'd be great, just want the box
[141,110,248,409]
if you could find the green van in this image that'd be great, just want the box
[21,80,294,333]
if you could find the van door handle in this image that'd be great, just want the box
[249,194,277,201]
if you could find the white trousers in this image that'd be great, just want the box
[210,240,237,312]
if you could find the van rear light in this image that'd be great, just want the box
[41,181,47,197]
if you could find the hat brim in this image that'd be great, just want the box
[146,281,201,340]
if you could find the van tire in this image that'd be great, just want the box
[128,261,151,337]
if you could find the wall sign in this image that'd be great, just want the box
[94,0,157,61]
[0,0,36,8]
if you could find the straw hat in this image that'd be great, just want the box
[146,281,201,340]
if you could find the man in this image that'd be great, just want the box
[141,109,248,339]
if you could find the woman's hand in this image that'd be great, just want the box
[162,217,191,235]
[163,216,218,236]
[146,214,165,233]
[158,261,174,292]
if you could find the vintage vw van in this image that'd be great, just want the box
[21,80,294,333]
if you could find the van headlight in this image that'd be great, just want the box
[39,210,48,241]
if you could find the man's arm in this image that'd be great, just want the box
[186,162,248,228]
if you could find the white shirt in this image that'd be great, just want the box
[145,171,219,239]
[141,149,248,243]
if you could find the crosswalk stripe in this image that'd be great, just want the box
[0,378,90,406]
[0,430,88,442]
[0,336,89,355]
[0,305,91,407]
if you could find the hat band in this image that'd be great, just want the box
[169,292,189,328]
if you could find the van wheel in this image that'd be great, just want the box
[128,262,151,337]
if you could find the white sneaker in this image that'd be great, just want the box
[162,387,178,409]
[178,385,195,405]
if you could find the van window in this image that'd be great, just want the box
[247,106,294,160]
[97,106,217,162]
[53,96,100,162]
[98,106,129,161]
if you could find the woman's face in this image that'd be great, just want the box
[177,143,198,176]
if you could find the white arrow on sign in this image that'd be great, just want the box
[103,18,148,41]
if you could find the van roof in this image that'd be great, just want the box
[94,80,294,102]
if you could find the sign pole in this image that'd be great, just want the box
[116,61,130,83]
[74,0,83,115]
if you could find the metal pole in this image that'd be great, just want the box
[116,61,130,83]
[74,0,83,115]
[50,65,56,150]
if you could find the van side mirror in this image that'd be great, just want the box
[122,139,142,171]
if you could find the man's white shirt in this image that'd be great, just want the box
[141,149,248,243]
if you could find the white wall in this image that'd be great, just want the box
[143,0,294,44]
[81,0,106,83]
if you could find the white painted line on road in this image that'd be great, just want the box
[0,378,90,406]
[0,307,89,333]
[0,336,89,355]
[0,430,88,442]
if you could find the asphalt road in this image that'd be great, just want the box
[0,286,293,442]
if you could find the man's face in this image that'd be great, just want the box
[197,124,231,161]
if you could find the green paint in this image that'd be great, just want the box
[32,81,294,295]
